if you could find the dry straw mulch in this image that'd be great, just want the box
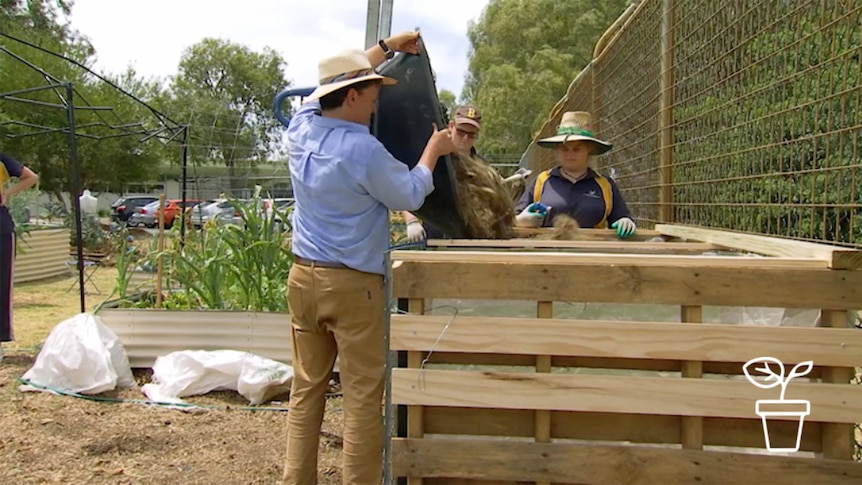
[450,152,517,239]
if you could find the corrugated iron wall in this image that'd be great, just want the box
[13,228,70,283]
[97,309,294,369]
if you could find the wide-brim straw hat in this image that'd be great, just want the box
[537,111,613,154]
[306,48,397,101]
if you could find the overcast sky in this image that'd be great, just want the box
[68,0,490,99]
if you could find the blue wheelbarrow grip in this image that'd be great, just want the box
[274,86,316,128]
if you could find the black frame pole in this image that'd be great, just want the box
[65,82,85,313]
[180,125,189,246]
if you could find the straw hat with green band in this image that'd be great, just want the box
[537,111,613,154]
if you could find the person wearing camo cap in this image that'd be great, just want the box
[402,104,488,241]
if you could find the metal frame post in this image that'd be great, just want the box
[65,82,85,313]
[365,0,381,49]
[378,0,394,39]
[382,250,395,485]
[180,125,189,246]
[659,0,676,223]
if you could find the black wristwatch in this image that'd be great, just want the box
[378,39,395,60]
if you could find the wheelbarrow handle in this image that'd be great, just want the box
[273,86,317,128]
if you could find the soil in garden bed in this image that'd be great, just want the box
[0,353,345,484]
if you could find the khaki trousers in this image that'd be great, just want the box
[282,262,386,485]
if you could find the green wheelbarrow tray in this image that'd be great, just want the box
[372,36,469,239]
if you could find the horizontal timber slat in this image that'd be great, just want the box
[390,438,862,484]
[420,352,823,377]
[422,407,823,451]
[391,369,862,423]
[423,480,518,485]
[390,315,862,367]
[392,250,826,268]
[423,480,517,485]
[426,239,721,254]
[655,224,862,270]
[512,227,664,241]
[390,259,862,308]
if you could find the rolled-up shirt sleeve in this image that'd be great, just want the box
[361,143,434,211]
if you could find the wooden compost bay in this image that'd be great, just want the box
[385,224,862,484]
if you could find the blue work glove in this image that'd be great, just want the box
[612,217,637,238]
[515,203,550,228]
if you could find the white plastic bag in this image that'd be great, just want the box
[79,189,98,215]
[20,313,135,394]
[141,350,294,406]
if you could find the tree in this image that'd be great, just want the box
[167,38,291,172]
[463,0,629,155]
[438,89,457,121]
[1,0,168,207]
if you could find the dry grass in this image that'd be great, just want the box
[538,213,581,240]
[2,267,346,484]
[451,152,516,239]
[504,176,527,205]
[8,269,120,352]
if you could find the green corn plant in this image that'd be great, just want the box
[222,187,293,312]
[105,193,294,312]
[94,232,134,312]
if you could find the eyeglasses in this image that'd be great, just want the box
[455,128,479,139]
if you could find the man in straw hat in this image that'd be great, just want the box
[514,111,637,238]
[283,31,456,484]
[402,103,486,242]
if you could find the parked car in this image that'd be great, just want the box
[128,198,202,228]
[197,199,245,226]
[127,201,160,228]
[189,199,222,229]
[220,197,294,229]
[110,195,158,223]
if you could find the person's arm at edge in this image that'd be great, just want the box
[0,153,38,204]
[366,31,420,69]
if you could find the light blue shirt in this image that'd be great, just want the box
[287,99,434,274]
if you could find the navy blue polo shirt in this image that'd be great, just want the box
[515,167,631,228]
[0,152,24,235]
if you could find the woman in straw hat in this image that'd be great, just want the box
[282,31,456,485]
[514,111,637,238]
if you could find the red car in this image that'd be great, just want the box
[129,199,201,228]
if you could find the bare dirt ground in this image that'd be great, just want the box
[2,269,346,484]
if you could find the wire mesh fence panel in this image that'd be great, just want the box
[524,0,862,248]
[521,67,596,176]
[672,0,861,246]
[593,0,664,226]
